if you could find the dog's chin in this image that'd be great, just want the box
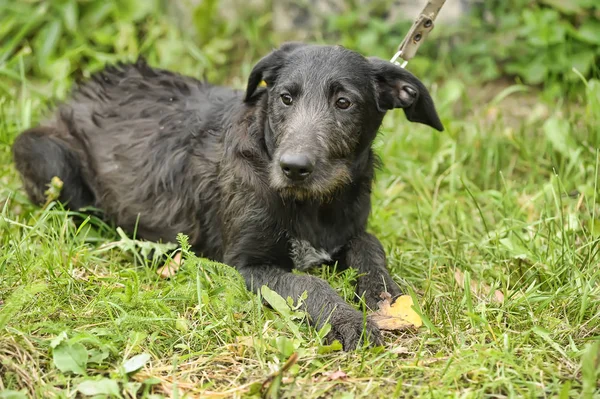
[276,185,323,202]
[270,167,352,202]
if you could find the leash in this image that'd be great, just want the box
[390,0,447,68]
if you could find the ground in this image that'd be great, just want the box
[1,3,600,398]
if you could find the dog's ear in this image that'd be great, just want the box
[244,42,307,102]
[368,57,443,131]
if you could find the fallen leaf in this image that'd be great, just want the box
[454,269,504,303]
[389,346,410,355]
[494,290,505,303]
[454,269,477,293]
[325,370,347,381]
[156,252,182,279]
[369,292,422,331]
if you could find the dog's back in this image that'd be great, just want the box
[14,59,238,255]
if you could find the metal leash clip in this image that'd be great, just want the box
[390,0,447,69]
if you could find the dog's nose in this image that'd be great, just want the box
[279,153,314,181]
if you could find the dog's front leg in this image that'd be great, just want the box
[235,264,381,350]
[340,232,402,310]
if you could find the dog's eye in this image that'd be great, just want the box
[281,94,293,106]
[335,97,351,110]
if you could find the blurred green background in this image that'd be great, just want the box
[1,0,599,96]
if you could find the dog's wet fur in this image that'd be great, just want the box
[12,42,443,350]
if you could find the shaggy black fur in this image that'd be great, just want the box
[12,42,443,350]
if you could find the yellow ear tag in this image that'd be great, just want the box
[259,80,267,87]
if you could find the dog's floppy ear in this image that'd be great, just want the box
[244,42,307,102]
[368,57,443,131]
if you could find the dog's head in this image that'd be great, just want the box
[245,42,443,201]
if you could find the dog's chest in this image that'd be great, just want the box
[289,238,340,271]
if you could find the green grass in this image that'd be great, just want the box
[1,1,600,398]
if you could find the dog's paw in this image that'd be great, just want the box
[327,310,382,351]
[356,277,402,311]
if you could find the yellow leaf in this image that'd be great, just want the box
[369,293,422,331]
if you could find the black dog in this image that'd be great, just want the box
[12,42,443,350]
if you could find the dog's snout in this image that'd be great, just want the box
[279,153,314,182]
